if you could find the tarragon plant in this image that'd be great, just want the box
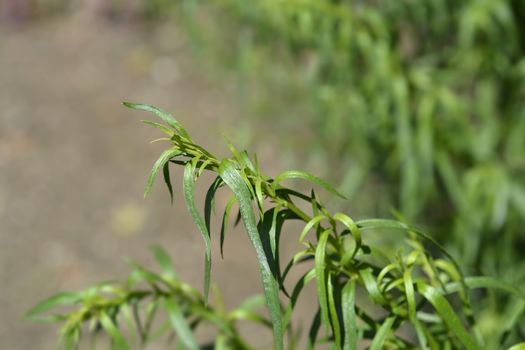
[27,104,525,349]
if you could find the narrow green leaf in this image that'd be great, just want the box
[444,277,525,341]
[220,196,237,258]
[276,187,316,203]
[197,158,214,177]
[141,120,174,136]
[359,267,387,305]
[342,279,357,350]
[404,268,416,320]
[315,229,331,336]
[99,311,131,350]
[145,148,181,198]
[120,304,138,345]
[452,276,525,300]
[149,137,171,144]
[224,136,240,159]
[257,208,285,292]
[356,219,468,293]
[164,298,199,350]
[151,245,177,280]
[300,215,328,242]
[334,213,361,257]
[413,317,430,350]
[239,150,256,172]
[369,316,395,350]
[275,170,346,199]
[218,159,284,350]
[143,298,159,341]
[417,282,479,350]
[26,292,80,320]
[128,261,163,286]
[254,177,264,214]
[183,162,212,304]
[204,176,223,242]
[123,102,190,139]
[163,161,174,203]
[60,326,81,350]
[327,273,341,347]
[508,343,525,350]
[216,334,227,350]
[268,206,282,258]
[227,310,271,327]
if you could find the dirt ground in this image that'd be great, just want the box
[0,14,295,349]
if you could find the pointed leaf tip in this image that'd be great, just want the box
[275,170,347,199]
[144,149,181,199]
[123,102,189,139]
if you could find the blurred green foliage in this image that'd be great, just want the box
[0,0,177,21]
[180,0,525,288]
[30,103,525,349]
[175,0,525,343]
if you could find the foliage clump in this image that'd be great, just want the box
[28,104,525,349]
[176,2,525,344]
[179,0,525,274]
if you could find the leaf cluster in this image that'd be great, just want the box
[178,0,525,280]
[175,2,525,345]
[28,104,525,349]
[27,244,270,350]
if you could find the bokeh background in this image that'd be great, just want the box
[1,0,524,348]
[0,2,270,348]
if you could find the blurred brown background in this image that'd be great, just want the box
[0,3,283,348]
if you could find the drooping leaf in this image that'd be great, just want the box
[356,219,468,293]
[123,102,190,139]
[369,316,395,350]
[359,267,387,305]
[183,162,212,304]
[274,170,346,199]
[218,159,284,350]
[342,279,357,350]
[315,229,331,336]
[151,245,177,280]
[450,276,525,300]
[404,268,416,321]
[141,120,174,136]
[333,212,361,257]
[26,292,81,321]
[99,311,131,350]
[238,150,256,173]
[204,176,223,241]
[164,297,199,350]
[145,148,181,198]
[300,215,328,242]
[417,282,479,350]
[220,195,237,258]
[327,273,341,346]
[120,303,138,345]
[59,326,81,350]
[163,161,174,203]
[257,208,283,283]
